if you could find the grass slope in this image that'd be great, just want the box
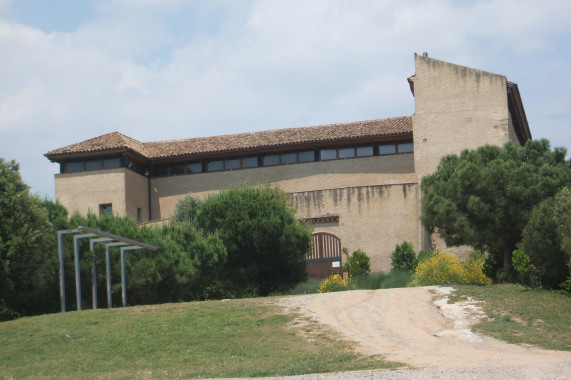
[0,298,398,379]
[455,284,571,351]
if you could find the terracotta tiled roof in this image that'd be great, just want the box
[45,116,412,161]
[45,132,149,159]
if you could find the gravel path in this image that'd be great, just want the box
[258,286,570,380]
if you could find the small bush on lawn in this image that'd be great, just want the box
[512,249,543,289]
[391,241,416,271]
[317,274,350,293]
[290,280,322,295]
[343,248,371,281]
[409,252,491,286]
[415,250,435,267]
[351,270,413,290]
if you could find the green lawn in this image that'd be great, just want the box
[454,284,571,351]
[0,298,399,379]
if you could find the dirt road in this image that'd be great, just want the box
[279,286,571,371]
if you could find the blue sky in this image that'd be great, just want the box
[1,0,570,199]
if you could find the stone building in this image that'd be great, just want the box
[45,54,531,275]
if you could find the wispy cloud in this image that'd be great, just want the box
[1,0,570,198]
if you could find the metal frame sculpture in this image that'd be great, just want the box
[57,226,157,312]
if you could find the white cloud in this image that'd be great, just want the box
[0,0,570,199]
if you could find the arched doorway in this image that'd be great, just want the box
[306,232,343,280]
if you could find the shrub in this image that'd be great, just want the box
[317,274,349,293]
[391,241,416,271]
[512,249,543,289]
[520,195,568,288]
[415,250,435,266]
[290,280,322,295]
[462,254,493,286]
[409,252,491,286]
[343,248,371,281]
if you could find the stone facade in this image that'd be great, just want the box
[46,54,531,272]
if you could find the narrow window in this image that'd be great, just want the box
[281,152,297,164]
[299,150,316,162]
[99,203,113,216]
[104,157,121,169]
[397,141,414,153]
[153,164,168,177]
[225,158,241,170]
[207,160,223,171]
[85,159,102,171]
[170,163,185,176]
[137,208,142,223]
[66,161,84,173]
[242,157,258,168]
[379,144,396,155]
[357,146,374,157]
[186,162,203,173]
[263,154,279,166]
[320,148,337,161]
[338,147,355,159]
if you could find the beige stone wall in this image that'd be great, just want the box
[124,169,150,222]
[150,153,416,220]
[291,183,419,271]
[411,54,512,253]
[55,168,127,216]
[412,54,511,181]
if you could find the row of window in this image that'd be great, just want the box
[152,141,414,177]
[62,140,414,176]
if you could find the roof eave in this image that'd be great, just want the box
[507,82,532,144]
[148,131,414,161]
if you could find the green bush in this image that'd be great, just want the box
[290,280,322,295]
[409,252,491,286]
[194,184,312,298]
[512,249,543,289]
[317,274,349,293]
[353,270,413,289]
[520,195,567,289]
[391,241,416,271]
[343,248,371,281]
[415,250,435,268]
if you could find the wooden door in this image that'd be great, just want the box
[306,232,342,280]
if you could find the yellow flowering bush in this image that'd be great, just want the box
[462,255,492,285]
[408,252,491,286]
[317,274,350,293]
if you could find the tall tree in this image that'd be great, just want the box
[421,140,571,278]
[194,184,312,297]
[0,159,54,320]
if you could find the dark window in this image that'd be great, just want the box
[225,158,240,170]
[299,150,316,162]
[67,161,83,173]
[263,154,279,166]
[186,162,202,173]
[208,160,223,171]
[379,144,396,155]
[153,164,168,177]
[137,208,142,223]
[320,148,337,161]
[85,159,102,171]
[281,152,297,164]
[357,146,374,157]
[242,157,258,168]
[99,203,112,216]
[171,163,185,176]
[338,147,355,159]
[104,157,121,169]
[398,141,414,153]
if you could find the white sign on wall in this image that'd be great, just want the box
[332,261,341,268]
